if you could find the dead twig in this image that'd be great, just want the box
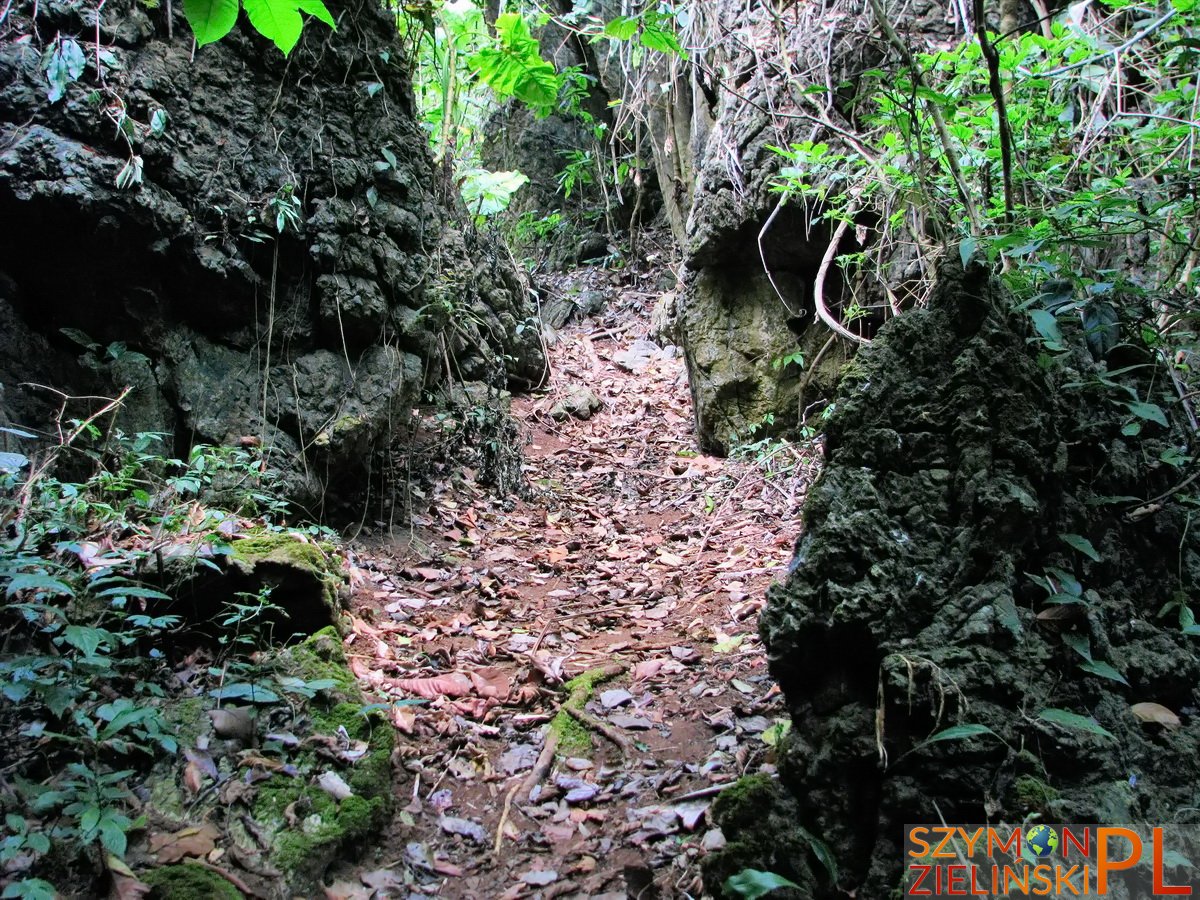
[813,204,870,345]
[564,703,636,757]
[193,860,263,899]
[524,730,559,793]
[493,778,524,857]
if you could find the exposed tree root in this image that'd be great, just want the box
[564,703,636,757]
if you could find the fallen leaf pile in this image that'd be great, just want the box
[331,273,820,899]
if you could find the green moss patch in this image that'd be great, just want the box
[141,862,244,899]
[550,666,623,753]
[230,532,333,573]
[226,530,345,636]
[248,630,394,888]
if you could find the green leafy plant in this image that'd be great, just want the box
[1036,707,1116,742]
[42,35,85,103]
[459,168,530,225]
[599,8,687,57]
[468,12,559,115]
[0,405,327,891]
[723,869,803,899]
[183,0,335,54]
[768,0,1200,361]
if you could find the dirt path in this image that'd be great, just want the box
[328,284,819,899]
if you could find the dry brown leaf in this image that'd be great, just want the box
[469,667,512,700]
[322,880,373,900]
[150,823,220,864]
[390,704,417,734]
[183,761,204,794]
[395,673,473,699]
[106,855,152,900]
[1130,702,1181,729]
[433,858,465,877]
[360,869,406,892]
[412,567,449,581]
[449,697,497,719]
[632,659,665,681]
[239,753,286,771]
[1035,605,1083,623]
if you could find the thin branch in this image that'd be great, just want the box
[814,205,870,345]
[973,0,1015,225]
[867,0,982,234]
[1032,9,1178,78]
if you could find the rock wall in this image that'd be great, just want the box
[728,259,1200,896]
[597,0,959,448]
[0,0,545,507]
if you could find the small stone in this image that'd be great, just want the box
[438,815,487,844]
[317,771,353,801]
[600,689,634,709]
[520,869,558,887]
[737,715,771,734]
[208,707,254,741]
[701,828,727,852]
[499,743,539,775]
[612,339,662,374]
[550,385,603,421]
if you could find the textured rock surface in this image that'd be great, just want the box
[586,0,960,448]
[0,0,545,505]
[731,260,1200,896]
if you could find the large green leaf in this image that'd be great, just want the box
[640,21,682,55]
[1127,401,1168,428]
[242,0,304,54]
[1060,533,1101,562]
[296,0,335,29]
[6,572,74,598]
[1037,707,1115,741]
[921,723,998,745]
[183,0,240,47]
[603,16,639,40]
[724,869,802,899]
[1078,659,1129,686]
[469,12,560,113]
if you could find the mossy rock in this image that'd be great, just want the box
[249,629,395,889]
[141,862,245,899]
[1010,775,1060,818]
[224,530,345,638]
[702,775,817,898]
[757,257,1200,895]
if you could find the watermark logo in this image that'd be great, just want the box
[904,824,1198,897]
[1026,825,1059,860]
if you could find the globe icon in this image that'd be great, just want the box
[1026,825,1059,859]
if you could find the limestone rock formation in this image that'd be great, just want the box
[0,0,545,507]
[730,259,1200,896]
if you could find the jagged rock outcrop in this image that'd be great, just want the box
[584,0,967,449]
[713,258,1200,896]
[0,0,545,506]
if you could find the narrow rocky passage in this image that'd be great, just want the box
[325,278,821,898]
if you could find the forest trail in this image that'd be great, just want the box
[327,277,819,898]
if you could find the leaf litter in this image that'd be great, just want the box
[330,274,820,897]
